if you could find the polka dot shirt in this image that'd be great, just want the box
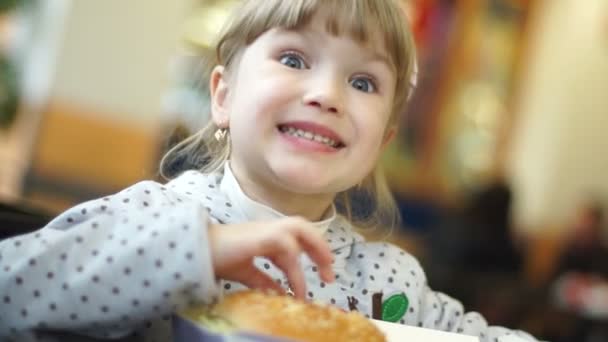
[0,168,540,342]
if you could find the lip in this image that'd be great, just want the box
[277,121,346,146]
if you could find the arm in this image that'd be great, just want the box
[0,180,217,339]
[417,285,537,342]
[367,243,541,342]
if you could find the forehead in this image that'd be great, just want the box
[312,9,391,47]
[284,12,394,67]
[313,12,389,48]
[236,1,402,61]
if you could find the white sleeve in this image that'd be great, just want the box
[418,285,539,342]
[366,242,542,342]
[0,180,218,339]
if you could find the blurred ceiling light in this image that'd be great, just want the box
[460,82,505,132]
[463,147,493,173]
[182,0,239,51]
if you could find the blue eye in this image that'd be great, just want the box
[350,77,376,93]
[279,53,306,69]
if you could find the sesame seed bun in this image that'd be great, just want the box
[184,290,386,342]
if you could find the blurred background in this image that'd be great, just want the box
[1,0,607,341]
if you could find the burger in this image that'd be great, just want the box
[179,290,386,342]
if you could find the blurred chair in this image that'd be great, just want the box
[0,200,51,239]
[21,101,159,213]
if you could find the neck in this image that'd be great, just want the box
[229,161,335,221]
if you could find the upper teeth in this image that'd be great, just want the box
[281,126,339,147]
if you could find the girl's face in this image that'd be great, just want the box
[211,13,397,198]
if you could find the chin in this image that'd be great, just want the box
[271,163,352,194]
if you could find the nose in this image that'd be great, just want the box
[302,74,343,114]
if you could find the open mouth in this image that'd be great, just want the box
[277,124,345,149]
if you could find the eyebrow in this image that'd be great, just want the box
[369,52,395,73]
[279,27,395,73]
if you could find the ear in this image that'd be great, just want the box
[380,125,397,150]
[209,65,230,128]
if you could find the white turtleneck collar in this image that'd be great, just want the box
[219,162,336,234]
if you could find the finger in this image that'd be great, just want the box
[273,255,306,300]
[238,266,285,294]
[270,237,307,299]
[291,225,335,283]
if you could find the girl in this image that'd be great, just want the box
[0,1,539,341]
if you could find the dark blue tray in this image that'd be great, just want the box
[172,314,297,342]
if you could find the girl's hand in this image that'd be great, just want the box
[208,217,335,299]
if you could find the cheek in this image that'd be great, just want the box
[356,107,392,149]
[232,74,296,121]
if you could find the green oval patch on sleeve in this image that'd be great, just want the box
[381,293,409,322]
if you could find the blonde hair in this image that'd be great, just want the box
[161,0,417,230]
